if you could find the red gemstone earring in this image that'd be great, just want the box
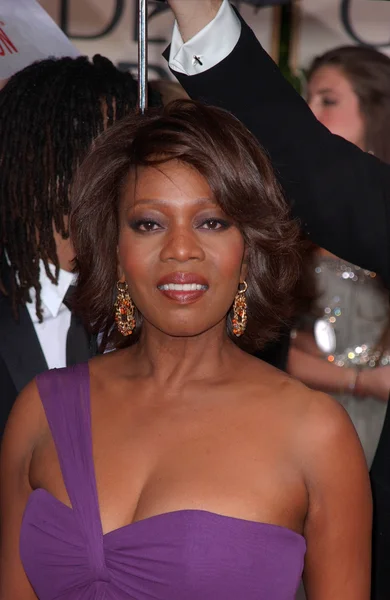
[232,281,248,337]
[114,281,136,336]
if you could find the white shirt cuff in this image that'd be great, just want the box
[169,0,241,76]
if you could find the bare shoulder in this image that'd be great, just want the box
[246,354,352,421]
[242,355,361,450]
[275,368,361,453]
[3,378,46,444]
[283,379,369,490]
[289,382,361,453]
[1,378,47,482]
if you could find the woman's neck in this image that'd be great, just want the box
[128,321,241,390]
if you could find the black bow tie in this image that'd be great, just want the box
[63,286,93,366]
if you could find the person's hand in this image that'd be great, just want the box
[357,366,390,402]
[167,0,223,42]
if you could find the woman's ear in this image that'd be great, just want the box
[240,249,249,282]
[117,248,125,282]
[117,270,126,283]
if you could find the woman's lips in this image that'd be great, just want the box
[157,275,209,304]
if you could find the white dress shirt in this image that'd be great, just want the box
[169,0,241,76]
[26,261,76,370]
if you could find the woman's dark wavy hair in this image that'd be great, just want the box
[70,100,301,351]
[308,46,390,163]
[0,54,160,320]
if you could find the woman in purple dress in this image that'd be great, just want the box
[0,101,371,599]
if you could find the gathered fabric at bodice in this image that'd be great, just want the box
[20,364,306,599]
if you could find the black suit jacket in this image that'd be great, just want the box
[0,288,99,440]
[0,293,48,438]
[168,14,390,599]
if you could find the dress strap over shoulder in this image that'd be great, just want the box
[36,363,107,574]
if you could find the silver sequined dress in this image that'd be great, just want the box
[311,257,389,467]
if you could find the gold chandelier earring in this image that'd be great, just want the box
[114,281,136,336]
[232,281,248,337]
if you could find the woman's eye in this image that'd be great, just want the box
[322,97,337,107]
[199,219,229,231]
[130,220,161,232]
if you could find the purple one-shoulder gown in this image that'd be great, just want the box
[20,364,305,599]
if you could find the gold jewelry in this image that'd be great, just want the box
[114,281,136,336]
[232,281,248,337]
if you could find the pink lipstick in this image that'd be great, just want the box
[157,272,209,304]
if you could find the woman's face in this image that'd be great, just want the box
[307,65,366,149]
[117,160,246,339]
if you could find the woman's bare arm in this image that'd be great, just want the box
[288,346,390,402]
[0,381,43,600]
[298,392,372,598]
[167,0,222,42]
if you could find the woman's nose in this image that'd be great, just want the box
[159,226,205,263]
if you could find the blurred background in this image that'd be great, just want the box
[37,0,390,88]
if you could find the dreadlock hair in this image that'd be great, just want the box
[0,55,161,321]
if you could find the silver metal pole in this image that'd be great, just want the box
[138,0,148,114]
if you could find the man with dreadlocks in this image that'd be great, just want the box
[0,55,161,437]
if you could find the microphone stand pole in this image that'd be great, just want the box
[137,0,148,114]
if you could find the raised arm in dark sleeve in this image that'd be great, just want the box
[165,11,390,594]
[166,15,390,287]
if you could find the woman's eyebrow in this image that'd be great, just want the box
[130,197,217,208]
[316,88,336,95]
